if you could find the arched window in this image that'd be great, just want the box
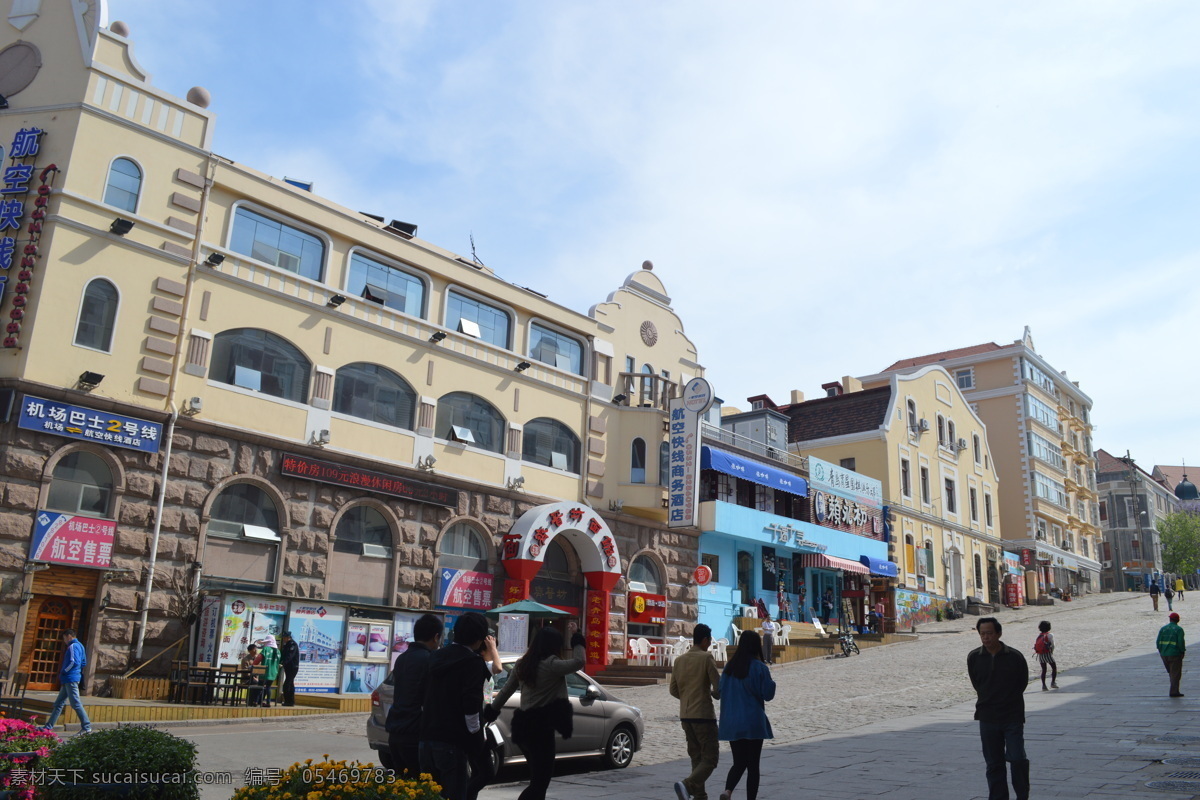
[906,400,918,431]
[439,522,487,572]
[347,251,425,317]
[659,440,670,486]
[947,420,956,448]
[522,418,580,472]
[230,206,325,281]
[973,553,983,592]
[73,279,119,352]
[631,438,647,483]
[208,483,281,538]
[334,506,392,556]
[204,482,281,589]
[103,158,142,212]
[904,534,916,574]
[973,434,982,464]
[333,363,416,430]
[211,328,311,403]
[47,451,113,516]
[936,415,946,445]
[641,363,655,404]
[436,392,504,453]
[629,555,663,594]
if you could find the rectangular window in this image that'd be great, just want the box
[840,457,856,471]
[1033,471,1068,507]
[955,369,974,390]
[700,553,720,583]
[944,479,957,514]
[1022,359,1058,396]
[717,473,734,503]
[1025,394,1060,432]
[593,353,612,384]
[901,459,912,498]
[904,538,916,574]
[625,356,636,374]
[1028,432,1064,470]
[347,252,425,317]
[529,322,584,374]
[984,494,993,527]
[230,206,325,281]
[1099,500,1108,521]
[920,467,931,505]
[970,487,978,522]
[1037,518,1048,539]
[446,290,510,348]
[755,485,773,513]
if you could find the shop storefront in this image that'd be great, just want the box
[1002,551,1025,608]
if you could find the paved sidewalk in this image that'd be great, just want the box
[485,642,1200,800]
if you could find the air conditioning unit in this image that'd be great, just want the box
[918,418,931,432]
[956,438,968,451]
[1102,560,1112,569]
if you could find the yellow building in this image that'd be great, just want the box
[0,4,703,691]
[781,368,1005,625]
[862,328,1102,597]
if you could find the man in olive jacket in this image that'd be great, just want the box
[669,624,720,800]
[1157,612,1186,697]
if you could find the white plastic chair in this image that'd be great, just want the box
[781,624,793,644]
[632,637,652,665]
[730,624,743,645]
[709,637,729,662]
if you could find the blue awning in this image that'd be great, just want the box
[859,555,898,578]
[700,446,808,497]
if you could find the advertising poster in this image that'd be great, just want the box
[195,595,222,665]
[346,622,368,659]
[391,612,424,668]
[216,596,289,666]
[498,613,529,654]
[289,602,345,694]
[342,662,388,695]
[29,511,115,568]
[367,623,391,661]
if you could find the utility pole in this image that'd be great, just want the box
[1121,451,1147,591]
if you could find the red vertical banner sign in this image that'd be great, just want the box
[584,589,609,674]
[503,579,530,605]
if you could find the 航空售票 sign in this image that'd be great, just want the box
[19,394,163,453]
[437,568,494,610]
[30,510,115,568]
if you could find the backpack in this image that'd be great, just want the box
[1034,633,1050,655]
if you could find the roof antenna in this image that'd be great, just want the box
[470,233,485,267]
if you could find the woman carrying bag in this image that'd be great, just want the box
[718,631,776,800]
[484,621,585,800]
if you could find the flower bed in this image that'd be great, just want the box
[232,757,442,800]
[0,718,59,800]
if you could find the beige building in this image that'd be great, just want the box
[780,368,1006,625]
[861,329,1102,596]
[0,4,704,692]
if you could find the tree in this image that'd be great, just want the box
[1158,512,1200,576]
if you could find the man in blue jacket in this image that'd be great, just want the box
[42,629,92,734]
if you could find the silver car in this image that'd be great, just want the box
[367,654,643,774]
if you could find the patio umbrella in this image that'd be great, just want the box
[484,599,571,619]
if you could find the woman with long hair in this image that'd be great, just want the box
[1034,620,1057,690]
[484,621,585,800]
[717,630,775,800]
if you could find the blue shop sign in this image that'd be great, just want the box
[19,394,163,453]
[701,446,808,496]
[859,555,898,578]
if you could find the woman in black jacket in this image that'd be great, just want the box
[484,621,585,800]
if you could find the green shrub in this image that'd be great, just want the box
[0,717,59,800]
[41,724,198,800]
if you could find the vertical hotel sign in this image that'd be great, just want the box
[0,127,56,348]
[667,377,715,528]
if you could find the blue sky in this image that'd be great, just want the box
[109,1,1200,471]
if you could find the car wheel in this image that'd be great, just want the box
[489,745,503,778]
[376,749,396,771]
[602,725,636,769]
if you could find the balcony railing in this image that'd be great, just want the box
[616,372,678,411]
[700,422,809,472]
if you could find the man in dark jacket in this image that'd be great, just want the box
[1157,612,1186,697]
[279,631,301,707]
[419,612,499,800]
[967,617,1030,800]
[386,613,443,773]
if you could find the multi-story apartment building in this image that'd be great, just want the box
[861,329,1102,597]
[1094,450,1172,591]
[0,5,707,692]
[775,368,1007,629]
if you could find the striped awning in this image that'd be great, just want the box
[798,553,871,575]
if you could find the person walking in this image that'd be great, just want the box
[759,616,778,664]
[821,589,835,626]
[670,624,721,800]
[252,634,281,707]
[1166,586,1176,612]
[386,613,443,775]
[484,622,585,800]
[1033,621,1057,691]
[41,629,92,735]
[1176,577,1186,601]
[419,612,497,800]
[279,631,300,707]
[873,599,886,633]
[967,617,1030,800]
[1157,612,1186,698]
[717,631,775,800]
[1150,581,1161,611]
